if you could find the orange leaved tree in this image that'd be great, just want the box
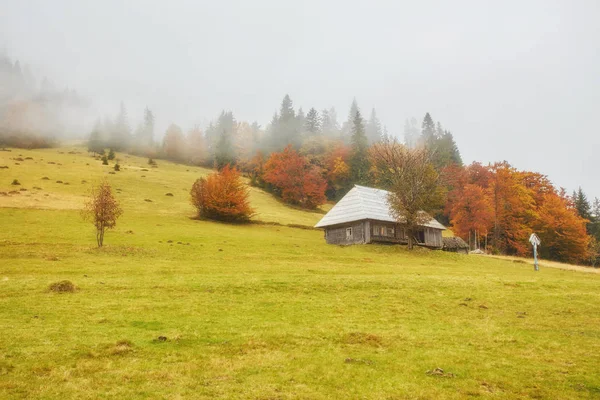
[263,145,327,209]
[82,180,123,247]
[449,183,494,249]
[190,165,254,222]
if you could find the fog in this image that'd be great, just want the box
[1,0,599,197]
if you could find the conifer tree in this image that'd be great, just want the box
[305,108,320,134]
[111,102,131,150]
[272,94,300,149]
[142,107,154,146]
[87,119,105,155]
[349,110,370,185]
[420,112,436,146]
[214,111,237,168]
[342,98,359,141]
[574,187,592,234]
[403,117,419,148]
[366,108,382,144]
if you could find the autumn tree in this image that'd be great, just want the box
[488,163,537,255]
[162,123,186,161]
[449,184,494,250]
[535,192,590,263]
[235,121,259,163]
[263,145,327,209]
[186,125,208,165]
[370,140,446,249]
[324,142,351,199]
[190,165,254,222]
[82,180,123,247]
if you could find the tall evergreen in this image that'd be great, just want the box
[142,107,154,146]
[305,108,321,134]
[87,119,104,154]
[321,107,340,136]
[366,108,382,144]
[591,197,600,240]
[342,98,359,142]
[296,107,306,136]
[574,187,592,232]
[214,111,237,169]
[403,118,416,148]
[215,128,236,169]
[111,102,131,150]
[382,126,390,142]
[272,94,300,149]
[420,112,436,145]
[349,110,370,185]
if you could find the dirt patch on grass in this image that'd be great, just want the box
[109,340,134,356]
[341,332,384,347]
[48,280,77,293]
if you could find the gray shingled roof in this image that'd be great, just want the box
[315,185,446,230]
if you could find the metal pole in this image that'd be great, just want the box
[533,244,539,271]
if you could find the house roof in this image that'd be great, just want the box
[314,185,446,230]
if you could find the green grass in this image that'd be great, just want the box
[1,147,600,399]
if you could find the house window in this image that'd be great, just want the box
[346,227,353,239]
[373,225,394,237]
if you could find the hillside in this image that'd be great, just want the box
[1,147,600,399]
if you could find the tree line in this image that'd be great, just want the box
[0,53,88,148]
[83,93,598,265]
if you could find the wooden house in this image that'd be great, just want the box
[315,185,446,248]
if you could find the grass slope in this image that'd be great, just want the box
[1,147,599,399]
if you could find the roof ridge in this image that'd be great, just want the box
[354,184,368,221]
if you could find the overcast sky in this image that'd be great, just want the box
[1,0,599,198]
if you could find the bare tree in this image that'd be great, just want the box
[370,138,446,249]
[82,180,123,247]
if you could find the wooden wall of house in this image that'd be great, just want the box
[424,227,443,248]
[323,220,443,248]
[325,222,366,245]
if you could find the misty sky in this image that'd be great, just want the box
[1,0,599,198]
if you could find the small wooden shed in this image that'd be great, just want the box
[314,185,446,249]
[442,237,469,254]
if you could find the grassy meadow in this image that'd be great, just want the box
[1,147,600,399]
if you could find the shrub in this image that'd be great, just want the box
[148,158,157,167]
[11,179,20,186]
[101,155,109,165]
[114,163,120,171]
[190,165,254,222]
[107,149,115,160]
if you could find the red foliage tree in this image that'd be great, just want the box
[535,192,590,263]
[190,165,254,222]
[449,184,494,249]
[263,145,327,209]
